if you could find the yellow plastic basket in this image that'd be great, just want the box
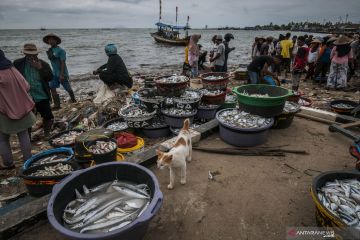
[118,137,145,155]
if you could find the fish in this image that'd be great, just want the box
[88,141,117,155]
[62,180,151,234]
[241,91,269,98]
[225,94,237,103]
[317,179,360,227]
[156,75,188,84]
[332,103,354,109]
[29,163,73,177]
[200,89,224,96]
[203,75,224,81]
[120,105,155,118]
[283,101,299,113]
[106,122,128,132]
[31,153,69,166]
[162,108,196,116]
[218,109,272,129]
[51,131,84,146]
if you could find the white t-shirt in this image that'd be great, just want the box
[214,43,225,66]
[307,48,319,63]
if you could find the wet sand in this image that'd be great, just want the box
[10,117,354,240]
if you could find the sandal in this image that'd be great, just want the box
[0,164,15,171]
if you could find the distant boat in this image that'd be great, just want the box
[40,27,46,31]
[150,1,190,46]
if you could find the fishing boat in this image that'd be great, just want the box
[151,2,190,46]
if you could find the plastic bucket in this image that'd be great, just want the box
[200,72,230,90]
[86,138,117,165]
[154,75,189,97]
[119,105,156,129]
[196,105,220,120]
[216,109,274,147]
[161,110,197,128]
[310,170,360,239]
[118,137,145,157]
[47,162,163,240]
[142,125,170,139]
[102,117,128,134]
[20,161,79,197]
[23,147,74,170]
[330,100,357,115]
[201,91,227,105]
[74,129,114,163]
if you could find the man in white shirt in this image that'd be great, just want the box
[210,35,226,72]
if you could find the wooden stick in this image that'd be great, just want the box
[295,113,337,125]
[193,147,308,155]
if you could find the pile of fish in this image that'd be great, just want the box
[203,75,225,81]
[218,109,272,129]
[241,91,270,98]
[317,179,360,228]
[52,131,84,146]
[89,141,117,155]
[199,103,219,109]
[62,180,151,234]
[178,90,202,101]
[201,89,224,96]
[283,101,300,113]
[106,121,128,132]
[32,153,69,167]
[119,106,155,118]
[146,116,167,128]
[29,163,73,177]
[225,94,237,102]
[332,103,355,109]
[162,108,196,116]
[156,75,188,84]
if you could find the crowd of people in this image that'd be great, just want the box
[182,32,360,92]
[250,32,359,91]
[0,33,133,170]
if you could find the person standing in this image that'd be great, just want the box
[210,35,226,72]
[280,32,294,77]
[314,38,333,81]
[0,50,35,170]
[291,36,309,91]
[188,34,201,77]
[43,33,76,110]
[349,35,359,79]
[327,35,354,90]
[260,37,274,56]
[223,33,235,72]
[14,43,55,139]
[93,44,133,90]
[305,39,321,80]
[182,43,191,76]
[209,35,218,71]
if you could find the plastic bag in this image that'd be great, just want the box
[93,83,115,105]
[116,132,137,148]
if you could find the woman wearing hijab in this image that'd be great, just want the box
[0,50,36,170]
[327,35,354,89]
[188,34,201,78]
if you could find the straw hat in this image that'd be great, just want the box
[21,43,41,55]
[327,37,338,44]
[43,33,62,45]
[311,39,322,44]
[333,35,352,45]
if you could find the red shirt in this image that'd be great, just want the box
[293,46,309,71]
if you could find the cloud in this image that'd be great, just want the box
[0,0,359,29]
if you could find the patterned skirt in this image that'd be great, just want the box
[327,62,348,89]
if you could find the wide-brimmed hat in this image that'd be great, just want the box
[43,33,61,45]
[216,35,223,40]
[311,39,322,44]
[334,35,352,45]
[327,37,338,44]
[21,43,41,55]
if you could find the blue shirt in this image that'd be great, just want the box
[48,46,69,78]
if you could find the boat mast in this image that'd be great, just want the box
[176,6,178,27]
[159,0,162,22]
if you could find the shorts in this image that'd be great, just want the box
[35,100,54,120]
[49,76,72,92]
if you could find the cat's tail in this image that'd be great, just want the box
[182,118,190,131]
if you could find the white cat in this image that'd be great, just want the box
[156,118,192,190]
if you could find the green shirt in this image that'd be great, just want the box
[24,63,48,102]
[49,46,69,78]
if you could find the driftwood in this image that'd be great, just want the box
[192,147,308,156]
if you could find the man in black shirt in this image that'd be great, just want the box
[247,56,280,84]
[93,44,133,89]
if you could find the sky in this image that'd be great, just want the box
[0,0,359,29]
